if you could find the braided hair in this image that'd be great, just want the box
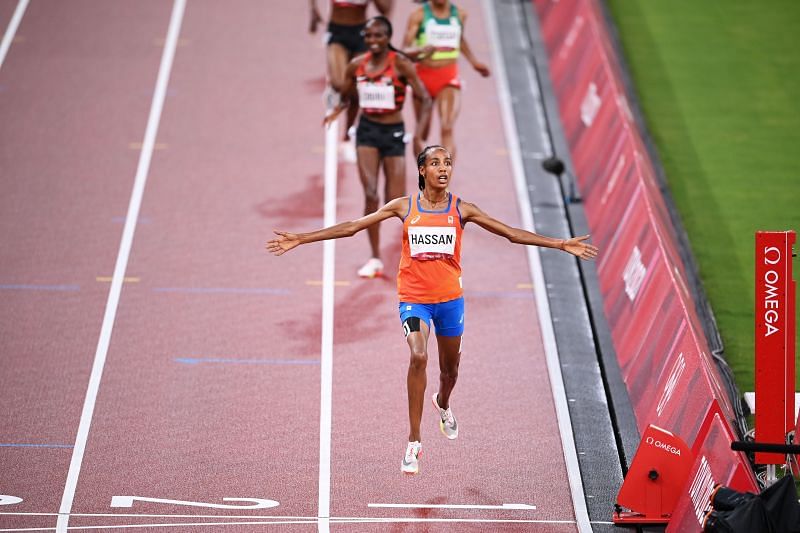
[416,145,448,190]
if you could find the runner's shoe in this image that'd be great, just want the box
[401,441,422,475]
[357,258,384,278]
[432,392,458,439]
[323,86,340,111]
[340,137,357,163]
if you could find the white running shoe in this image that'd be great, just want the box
[401,441,422,475]
[323,86,340,111]
[432,392,458,440]
[357,258,384,278]
[340,137,357,163]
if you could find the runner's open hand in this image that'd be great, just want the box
[266,230,302,256]
[563,235,599,260]
[473,61,491,77]
[416,45,436,61]
[323,105,346,128]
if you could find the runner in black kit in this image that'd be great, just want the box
[324,16,432,278]
[310,0,393,157]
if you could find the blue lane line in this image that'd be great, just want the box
[0,443,74,448]
[0,284,80,291]
[464,290,535,299]
[154,287,290,295]
[175,357,319,366]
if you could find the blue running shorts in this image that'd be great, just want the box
[399,297,464,337]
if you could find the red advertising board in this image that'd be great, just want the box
[754,231,796,464]
[666,402,758,532]
[532,0,761,508]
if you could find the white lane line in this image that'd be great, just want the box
[317,119,338,533]
[1,521,319,532]
[368,503,536,510]
[55,2,187,533]
[482,1,592,532]
[0,513,316,519]
[0,518,612,532]
[0,512,611,521]
[0,0,29,71]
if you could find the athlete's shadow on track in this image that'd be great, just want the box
[254,165,352,227]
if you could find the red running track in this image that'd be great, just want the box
[0,1,584,531]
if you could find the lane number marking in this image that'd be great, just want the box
[110,496,279,510]
[0,495,22,506]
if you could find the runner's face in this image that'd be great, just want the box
[363,23,389,54]
[431,0,450,8]
[420,149,453,190]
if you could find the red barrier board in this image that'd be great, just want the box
[755,231,797,464]
[667,402,758,532]
[532,0,760,500]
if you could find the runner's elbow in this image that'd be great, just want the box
[507,230,525,244]
[342,222,360,237]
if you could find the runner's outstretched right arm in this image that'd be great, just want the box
[266,196,408,256]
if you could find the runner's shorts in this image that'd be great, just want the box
[356,115,405,158]
[399,297,464,337]
[416,62,461,100]
[326,21,367,55]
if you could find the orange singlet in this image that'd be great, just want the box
[397,192,463,304]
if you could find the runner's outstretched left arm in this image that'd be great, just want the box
[459,200,598,260]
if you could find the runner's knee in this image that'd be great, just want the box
[441,366,458,382]
[409,348,428,370]
[440,123,455,139]
[363,187,380,206]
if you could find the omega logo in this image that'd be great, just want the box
[645,436,682,456]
